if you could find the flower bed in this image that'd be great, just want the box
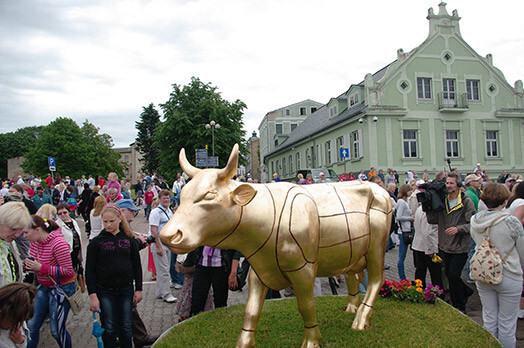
[380,279,443,304]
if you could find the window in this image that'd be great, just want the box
[466,80,480,101]
[275,124,282,134]
[295,152,300,170]
[442,79,456,100]
[400,81,408,90]
[305,148,311,167]
[350,94,359,106]
[336,136,344,162]
[124,155,129,162]
[300,107,306,115]
[486,131,498,157]
[351,130,361,159]
[311,107,317,113]
[316,145,321,167]
[291,123,297,132]
[285,109,290,116]
[403,130,418,158]
[446,130,459,158]
[274,139,278,147]
[282,157,286,175]
[289,155,293,173]
[325,141,331,165]
[417,78,432,99]
[329,105,338,117]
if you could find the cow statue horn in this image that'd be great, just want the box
[217,143,239,180]
[179,148,201,178]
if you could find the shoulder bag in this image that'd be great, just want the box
[48,265,85,315]
[470,214,514,285]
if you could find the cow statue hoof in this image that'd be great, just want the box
[299,326,321,348]
[351,305,372,331]
[235,331,255,348]
[344,302,359,313]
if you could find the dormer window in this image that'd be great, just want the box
[329,105,338,117]
[349,94,359,106]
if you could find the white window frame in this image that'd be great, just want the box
[466,79,480,101]
[275,123,283,134]
[299,107,306,115]
[325,141,331,165]
[282,157,286,175]
[349,93,359,106]
[443,78,456,102]
[289,155,293,173]
[402,129,418,158]
[486,130,498,157]
[351,130,362,159]
[295,152,301,170]
[336,136,344,162]
[445,130,460,158]
[329,105,338,117]
[417,77,432,99]
[316,144,322,167]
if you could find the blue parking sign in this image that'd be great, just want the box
[48,157,56,166]
[339,148,349,158]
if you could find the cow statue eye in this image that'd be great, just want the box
[204,190,218,201]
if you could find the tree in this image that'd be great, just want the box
[22,117,124,179]
[0,126,43,178]
[155,77,247,182]
[135,103,161,175]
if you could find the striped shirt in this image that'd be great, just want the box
[29,229,75,287]
[199,246,223,268]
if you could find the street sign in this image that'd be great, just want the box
[196,149,208,168]
[340,148,349,159]
[48,157,56,166]
[207,156,219,167]
[49,166,56,172]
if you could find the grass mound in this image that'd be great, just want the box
[155,296,500,347]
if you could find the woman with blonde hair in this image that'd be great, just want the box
[36,203,57,221]
[90,196,108,240]
[107,172,122,199]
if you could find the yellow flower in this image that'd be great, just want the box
[415,279,423,287]
[416,287,423,293]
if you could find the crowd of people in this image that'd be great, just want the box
[0,170,244,348]
[2,165,524,347]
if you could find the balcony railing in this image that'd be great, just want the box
[437,92,468,111]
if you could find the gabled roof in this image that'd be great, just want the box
[267,102,366,157]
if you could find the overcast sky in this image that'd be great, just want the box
[1,0,523,147]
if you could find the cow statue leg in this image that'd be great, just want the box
[236,270,269,348]
[287,266,321,348]
[344,272,361,313]
[351,213,387,330]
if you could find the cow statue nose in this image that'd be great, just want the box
[169,229,183,245]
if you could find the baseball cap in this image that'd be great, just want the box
[115,199,140,211]
[505,177,516,183]
[320,172,325,176]
[465,174,482,185]
[415,179,425,186]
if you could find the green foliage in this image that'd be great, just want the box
[135,103,161,175]
[156,77,248,182]
[21,117,124,179]
[157,296,501,348]
[0,126,43,178]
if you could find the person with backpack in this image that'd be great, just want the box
[470,182,524,348]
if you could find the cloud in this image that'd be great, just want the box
[1,0,523,148]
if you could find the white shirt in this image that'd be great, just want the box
[89,211,103,240]
[149,205,173,234]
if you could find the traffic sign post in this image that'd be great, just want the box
[339,148,349,174]
[195,149,208,168]
[48,157,56,182]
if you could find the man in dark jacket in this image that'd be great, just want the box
[186,246,241,316]
[427,172,476,312]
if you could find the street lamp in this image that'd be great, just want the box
[205,120,220,156]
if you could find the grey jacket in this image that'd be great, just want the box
[427,192,476,254]
[470,210,524,282]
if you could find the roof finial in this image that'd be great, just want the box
[438,2,449,16]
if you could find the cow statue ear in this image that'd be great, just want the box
[231,184,257,206]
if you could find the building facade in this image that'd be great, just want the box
[258,99,324,182]
[247,131,261,181]
[265,3,524,182]
[113,143,143,184]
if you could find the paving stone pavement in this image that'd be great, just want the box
[37,213,524,347]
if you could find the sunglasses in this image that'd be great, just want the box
[57,211,69,215]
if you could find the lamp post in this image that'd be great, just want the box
[205,120,220,157]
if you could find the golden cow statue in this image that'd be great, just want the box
[160,144,392,348]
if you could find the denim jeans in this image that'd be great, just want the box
[97,284,134,348]
[169,252,184,285]
[397,234,408,280]
[27,282,76,348]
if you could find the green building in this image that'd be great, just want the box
[264,2,524,183]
